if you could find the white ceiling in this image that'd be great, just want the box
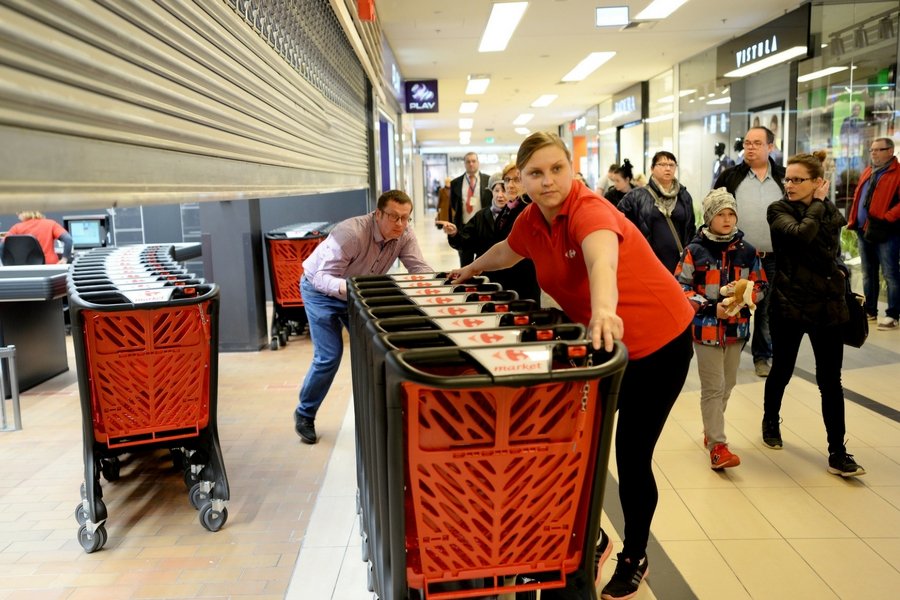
[376,0,806,150]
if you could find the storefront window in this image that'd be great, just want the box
[796,2,898,210]
[678,48,733,203]
[596,98,617,193]
[647,69,676,170]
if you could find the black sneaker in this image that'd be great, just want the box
[295,415,317,444]
[594,528,613,587]
[827,452,866,477]
[600,553,648,600]
[762,417,783,449]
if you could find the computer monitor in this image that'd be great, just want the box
[64,215,109,249]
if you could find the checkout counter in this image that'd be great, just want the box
[0,265,69,396]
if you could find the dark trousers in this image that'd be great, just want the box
[763,314,846,454]
[457,248,475,267]
[751,253,777,361]
[615,327,692,560]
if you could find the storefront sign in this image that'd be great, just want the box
[716,5,809,79]
[601,83,644,127]
[404,80,439,113]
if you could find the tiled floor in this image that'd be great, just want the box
[3,217,900,599]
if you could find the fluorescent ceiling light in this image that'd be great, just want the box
[459,118,474,129]
[635,0,688,20]
[723,46,808,78]
[645,113,674,123]
[797,65,853,83]
[586,124,597,130]
[478,2,528,53]
[707,97,731,105]
[531,94,558,107]
[459,131,472,143]
[562,52,616,82]
[596,6,629,27]
[465,76,491,95]
[599,111,623,122]
[514,127,531,135]
[459,101,479,113]
[513,113,534,125]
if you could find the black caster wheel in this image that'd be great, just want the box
[278,331,288,346]
[198,503,228,532]
[170,448,186,471]
[78,524,107,553]
[74,503,89,526]
[189,482,209,511]
[183,468,199,488]
[269,337,279,350]
[101,458,120,482]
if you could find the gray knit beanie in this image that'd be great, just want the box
[702,187,738,225]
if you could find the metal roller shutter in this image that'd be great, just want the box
[0,0,369,211]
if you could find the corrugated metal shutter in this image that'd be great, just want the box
[0,0,369,211]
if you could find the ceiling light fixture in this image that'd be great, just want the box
[797,66,853,83]
[635,0,688,20]
[465,75,491,95]
[561,52,616,82]
[531,94,558,107]
[723,46,808,78]
[478,2,529,53]
[854,26,869,49]
[459,102,479,114]
[513,113,534,126]
[514,127,531,135]
[879,16,895,40]
[645,113,674,123]
[706,97,731,105]
[829,35,845,57]
[459,118,474,130]
[595,6,629,28]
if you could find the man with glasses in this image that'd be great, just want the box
[846,138,900,330]
[449,152,491,266]
[714,126,785,377]
[293,190,431,444]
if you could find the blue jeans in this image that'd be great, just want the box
[751,253,776,362]
[295,277,350,420]
[856,231,900,320]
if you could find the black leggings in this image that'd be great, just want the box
[615,327,692,560]
[763,314,846,454]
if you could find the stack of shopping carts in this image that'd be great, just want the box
[347,273,627,600]
[67,244,230,553]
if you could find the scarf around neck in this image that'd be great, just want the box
[649,177,679,217]
[701,225,736,244]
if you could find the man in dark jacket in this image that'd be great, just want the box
[845,137,900,330]
[714,126,785,377]
[448,152,490,266]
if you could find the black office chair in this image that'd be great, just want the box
[1,235,45,265]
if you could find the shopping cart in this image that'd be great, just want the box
[68,245,230,553]
[264,222,334,350]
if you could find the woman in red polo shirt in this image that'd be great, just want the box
[451,132,693,600]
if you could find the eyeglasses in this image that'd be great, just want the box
[742,140,768,148]
[503,176,521,184]
[380,210,412,225]
[654,162,677,168]
[870,147,892,153]
[782,177,812,185]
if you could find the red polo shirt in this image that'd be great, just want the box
[507,181,693,359]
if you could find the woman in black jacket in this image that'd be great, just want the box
[617,151,696,273]
[763,150,865,477]
[603,159,635,207]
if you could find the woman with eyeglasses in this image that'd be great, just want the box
[437,164,541,303]
[763,150,865,477]
[617,151,697,273]
[450,132,694,599]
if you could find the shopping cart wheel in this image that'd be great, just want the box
[366,562,374,592]
[170,448,186,471]
[189,482,210,510]
[77,524,107,553]
[270,337,279,351]
[278,331,288,346]
[198,503,228,532]
[360,531,369,562]
[74,503,89,526]
[101,458,121,482]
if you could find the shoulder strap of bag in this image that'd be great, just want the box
[644,183,684,254]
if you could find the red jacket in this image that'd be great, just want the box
[847,157,900,230]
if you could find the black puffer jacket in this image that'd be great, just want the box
[767,197,848,326]
[617,178,696,273]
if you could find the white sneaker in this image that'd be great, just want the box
[877,317,899,330]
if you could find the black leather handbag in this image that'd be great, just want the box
[843,291,868,348]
